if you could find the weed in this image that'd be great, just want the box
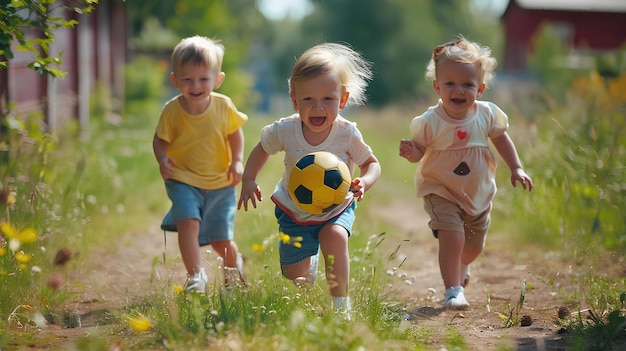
[497,279,527,328]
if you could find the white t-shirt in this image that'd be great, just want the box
[261,114,374,224]
[410,100,508,215]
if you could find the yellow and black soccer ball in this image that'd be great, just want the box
[288,151,351,215]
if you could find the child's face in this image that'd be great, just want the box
[170,63,225,112]
[433,58,486,119]
[290,72,349,135]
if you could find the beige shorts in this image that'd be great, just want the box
[423,194,490,250]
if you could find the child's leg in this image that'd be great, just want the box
[211,240,240,268]
[437,229,464,289]
[461,207,490,286]
[281,258,314,280]
[212,239,246,288]
[318,224,349,298]
[176,218,201,276]
[460,246,480,286]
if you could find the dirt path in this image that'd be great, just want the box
[377,201,573,350]
[37,201,579,351]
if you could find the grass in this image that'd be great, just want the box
[1,61,625,349]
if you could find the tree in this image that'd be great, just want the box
[124,0,269,111]
[0,0,96,149]
[0,0,97,78]
[282,0,498,105]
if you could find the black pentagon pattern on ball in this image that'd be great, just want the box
[293,185,313,204]
[323,169,344,189]
[295,154,315,169]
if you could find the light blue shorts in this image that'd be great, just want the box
[161,179,236,246]
[275,201,356,266]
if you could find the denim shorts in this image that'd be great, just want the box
[423,194,490,250]
[275,201,356,266]
[161,179,236,246]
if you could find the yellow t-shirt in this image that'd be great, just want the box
[155,92,247,190]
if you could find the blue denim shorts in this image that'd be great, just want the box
[275,201,356,266]
[161,179,236,246]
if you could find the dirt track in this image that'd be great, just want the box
[38,200,597,350]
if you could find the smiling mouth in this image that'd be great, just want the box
[451,98,466,104]
[309,116,326,126]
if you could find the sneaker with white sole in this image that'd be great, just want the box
[184,268,207,293]
[444,285,470,309]
[332,296,352,321]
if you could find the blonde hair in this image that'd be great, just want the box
[289,43,373,106]
[425,37,497,86]
[171,36,224,75]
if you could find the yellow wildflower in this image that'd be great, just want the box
[278,232,304,248]
[0,247,5,256]
[0,222,17,238]
[16,227,37,244]
[252,243,265,253]
[172,285,184,294]
[0,223,36,249]
[608,73,626,102]
[127,315,152,332]
[14,251,31,264]
[279,231,291,244]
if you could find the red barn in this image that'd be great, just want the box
[501,0,626,71]
[0,0,127,132]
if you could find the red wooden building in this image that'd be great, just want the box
[501,0,626,71]
[0,0,127,132]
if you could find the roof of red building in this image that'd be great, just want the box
[511,0,626,13]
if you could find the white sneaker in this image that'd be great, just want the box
[184,268,207,293]
[444,286,470,309]
[332,296,352,321]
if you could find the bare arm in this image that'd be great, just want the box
[399,139,425,163]
[237,142,270,211]
[351,154,381,200]
[153,133,175,180]
[491,132,533,191]
[227,128,244,185]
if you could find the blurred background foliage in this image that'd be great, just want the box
[124,0,505,109]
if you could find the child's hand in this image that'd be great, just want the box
[238,179,262,211]
[511,168,533,192]
[399,139,424,163]
[350,178,366,201]
[228,160,244,186]
[159,157,176,180]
